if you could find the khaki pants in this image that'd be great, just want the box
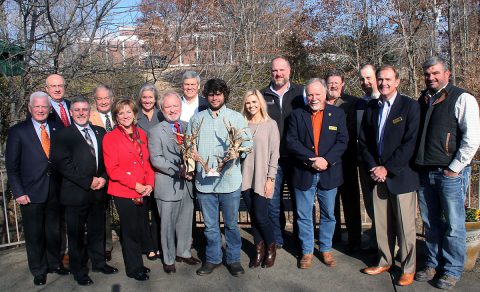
[373,183,416,274]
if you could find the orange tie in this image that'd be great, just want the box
[40,124,50,158]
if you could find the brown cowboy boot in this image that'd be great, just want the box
[262,242,277,268]
[249,240,265,268]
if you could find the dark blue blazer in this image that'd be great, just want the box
[5,119,60,203]
[358,94,420,194]
[286,104,348,191]
[48,99,71,129]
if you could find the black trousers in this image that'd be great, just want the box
[334,163,362,247]
[242,189,275,245]
[141,196,159,254]
[114,196,146,277]
[21,182,62,277]
[65,199,106,279]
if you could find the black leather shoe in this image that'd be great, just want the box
[49,267,70,275]
[176,256,201,265]
[92,264,118,274]
[133,271,149,281]
[33,274,47,286]
[142,266,151,274]
[227,262,245,277]
[163,264,176,274]
[196,262,221,276]
[75,275,93,286]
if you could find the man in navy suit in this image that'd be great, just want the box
[286,78,348,269]
[51,96,118,286]
[5,91,69,286]
[359,65,420,286]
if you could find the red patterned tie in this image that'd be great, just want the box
[58,103,70,127]
[174,122,183,144]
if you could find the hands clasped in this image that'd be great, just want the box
[370,166,388,182]
[309,157,328,171]
[135,183,153,197]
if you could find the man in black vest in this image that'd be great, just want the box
[261,57,305,249]
[415,56,480,289]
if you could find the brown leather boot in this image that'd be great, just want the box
[249,240,265,268]
[262,242,277,268]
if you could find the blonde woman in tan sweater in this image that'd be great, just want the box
[241,89,280,268]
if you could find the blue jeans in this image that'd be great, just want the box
[269,159,289,245]
[197,188,242,264]
[418,166,471,279]
[295,173,337,254]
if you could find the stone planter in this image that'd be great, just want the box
[465,221,480,271]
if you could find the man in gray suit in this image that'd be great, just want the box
[148,91,200,274]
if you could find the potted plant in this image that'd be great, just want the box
[465,207,480,271]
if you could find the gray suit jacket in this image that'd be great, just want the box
[148,120,193,201]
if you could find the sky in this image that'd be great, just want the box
[111,0,141,27]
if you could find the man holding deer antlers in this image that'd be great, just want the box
[186,79,253,277]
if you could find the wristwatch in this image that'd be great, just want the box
[267,177,275,182]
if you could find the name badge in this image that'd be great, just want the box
[328,126,337,131]
[392,117,403,124]
[266,100,275,104]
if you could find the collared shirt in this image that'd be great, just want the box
[31,118,50,142]
[426,84,480,172]
[98,111,114,128]
[187,105,253,193]
[169,121,183,132]
[75,123,98,168]
[377,93,398,156]
[49,98,71,124]
[311,110,324,156]
[180,95,199,123]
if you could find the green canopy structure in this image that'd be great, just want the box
[0,40,25,76]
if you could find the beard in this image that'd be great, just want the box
[273,77,289,88]
[209,101,225,111]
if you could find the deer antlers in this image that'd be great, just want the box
[215,119,252,173]
[176,118,210,174]
[178,118,251,176]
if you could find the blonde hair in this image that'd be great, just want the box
[241,89,271,121]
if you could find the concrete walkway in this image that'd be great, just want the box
[1,228,479,292]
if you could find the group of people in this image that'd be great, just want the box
[5,55,480,290]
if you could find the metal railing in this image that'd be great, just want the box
[0,169,25,249]
[1,160,479,248]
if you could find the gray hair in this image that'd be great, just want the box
[159,91,182,110]
[138,83,159,104]
[92,85,113,100]
[305,78,327,90]
[182,71,200,84]
[29,91,50,106]
[422,56,449,71]
[71,95,91,109]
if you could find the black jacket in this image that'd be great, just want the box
[51,124,108,206]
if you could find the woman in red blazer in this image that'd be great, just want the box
[103,98,155,281]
